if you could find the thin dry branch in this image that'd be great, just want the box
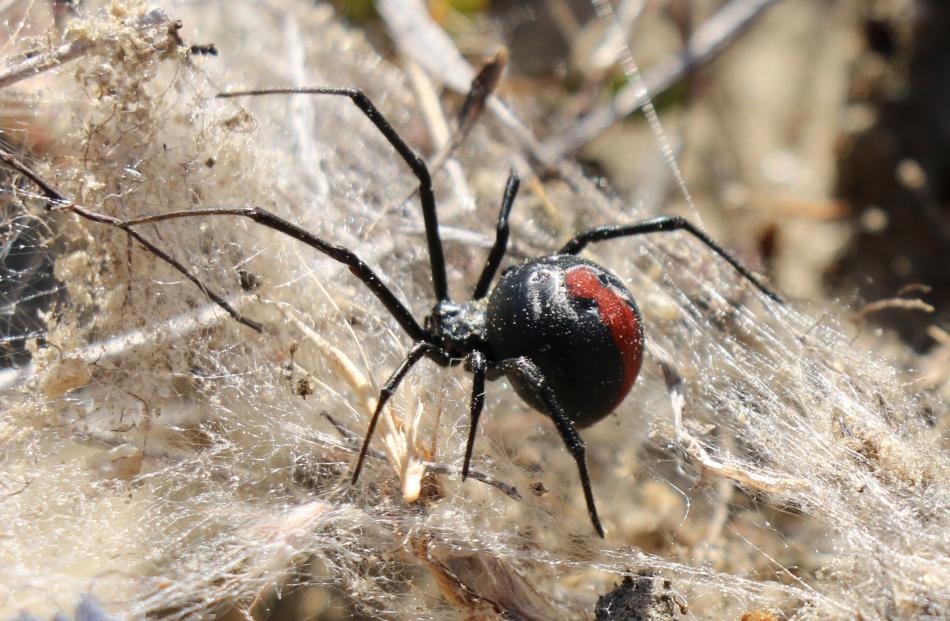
[853,297,935,321]
[0,9,177,89]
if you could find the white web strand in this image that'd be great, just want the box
[589,0,699,218]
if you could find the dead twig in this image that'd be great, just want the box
[853,297,935,321]
[0,9,178,89]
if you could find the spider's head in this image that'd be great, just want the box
[424,300,489,359]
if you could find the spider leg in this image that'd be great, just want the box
[217,87,449,302]
[559,215,783,303]
[472,171,519,300]
[120,207,427,342]
[0,150,263,332]
[499,356,606,538]
[352,341,434,484]
[461,350,487,479]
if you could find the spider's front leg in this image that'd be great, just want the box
[461,350,487,480]
[351,341,435,484]
[217,87,449,302]
[0,150,264,332]
[498,357,606,538]
[119,206,427,342]
[472,171,519,300]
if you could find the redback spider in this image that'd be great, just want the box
[1,87,782,538]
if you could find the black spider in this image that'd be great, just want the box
[1,87,781,537]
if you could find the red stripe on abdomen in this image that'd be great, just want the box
[565,267,643,408]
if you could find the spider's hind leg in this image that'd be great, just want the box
[498,356,606,538]
[559,215,782,303]
[351,341,435,484]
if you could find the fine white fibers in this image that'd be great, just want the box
[0,1,946,620]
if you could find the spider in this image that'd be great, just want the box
[1,87,782,538]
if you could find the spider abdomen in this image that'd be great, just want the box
[486,255,644,428]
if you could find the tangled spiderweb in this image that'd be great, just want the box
[0,1,946,619]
